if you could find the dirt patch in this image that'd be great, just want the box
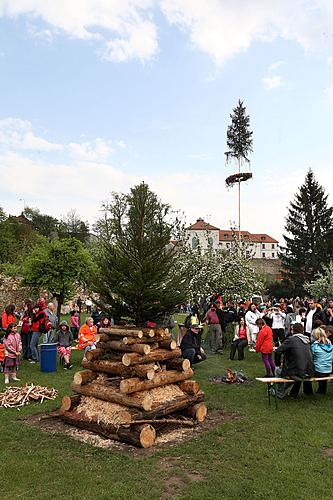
[25,409,239,458]
[158,458,206,499]
[324,447,333,457]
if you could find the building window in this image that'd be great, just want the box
[272,252,275,258]
[262,252,266,258]
[208,237,213,248]
[262,243,265,249]
[192,237,199,249]
[272,244,275,249]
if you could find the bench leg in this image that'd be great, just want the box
[273,382,278,410]
[267,383,271,406]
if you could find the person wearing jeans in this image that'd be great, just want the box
[29,303,46,363]
[206,303,222,353]
[311,327,333,394]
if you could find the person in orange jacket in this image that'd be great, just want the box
[78,317,97,360]
[256,317,276,377]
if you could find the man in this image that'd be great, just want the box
[305,299,324,338]
[268,304,286,347]
[180,323,207,366]
[205,303,223,354]
[275,322,314,397]
[44,302,58,343]
[324,299,333,326]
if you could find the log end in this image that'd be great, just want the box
[170,340,177,350]
[122,353,131,366]
[148,329,155,338]
[182,359,191,371]
[142,395,153,412]
[61,395,78,412]
[146,369,155,381]
[192,403,207,423]
[143,345,151,355]
[139,424,156,448]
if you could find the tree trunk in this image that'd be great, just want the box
[71,383,153,411]
[120,369,194,394]
[82,359,156,380]
[177,380,200,395]
[163,358,191,372]
[73,370,98,386]
[61,410,156,448]
[55,291,64,324]
[185,403,207,422]
[158,339,177,350]
[122,348,182,367]
[99,328,145,338]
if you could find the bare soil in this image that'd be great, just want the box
[26,409,240,457]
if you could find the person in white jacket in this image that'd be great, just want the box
[268,305,286,347]
[245,303,262,351]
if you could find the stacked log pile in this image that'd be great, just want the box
[60,326,207,448]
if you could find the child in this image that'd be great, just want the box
[52,320,74,370]
[98,316,111,332]
[70,309,80,340]
[255,318,275,377]
[3,322,22,384]
[311,327,333,394]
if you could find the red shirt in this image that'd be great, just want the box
[238,326,247,339]
[207,310,219,324]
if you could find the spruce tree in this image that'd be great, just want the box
[225,99,253,163]
[280,169,333,294]
[93,182,187,325]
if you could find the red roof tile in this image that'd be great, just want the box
[186,218,220,231]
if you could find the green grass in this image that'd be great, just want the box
[1,319,333,499]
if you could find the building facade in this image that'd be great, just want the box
[186,218,279,259]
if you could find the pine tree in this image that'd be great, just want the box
[225,99,253,163]
[280,169,333,294]
[93,182,187,325]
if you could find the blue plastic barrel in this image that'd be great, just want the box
[40,343,57,372]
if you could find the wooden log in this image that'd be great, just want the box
[122,348,182,367]
[135,391,205,421]
[122,337,159,345]
[71,383,153,411]
[120,369,194,394]
[73,370,98,386]
[125,418,194,427]
[164,358,191,372]
[178,380,200,395]
[61,410,156,448]
[61,394,81,412]
[99,327,144,338]
[85,348,104,362]
[185,403,207,422]
[82,359,155,380]
[100,340,151,355]
[158,339,177,350]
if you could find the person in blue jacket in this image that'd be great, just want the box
[311,327,333,394]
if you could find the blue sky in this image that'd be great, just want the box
[0,0,333,242]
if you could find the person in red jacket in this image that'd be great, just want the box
[2,304,17,330]
[256,318,275,377]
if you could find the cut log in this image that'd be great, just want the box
[178,380,200,395]
[82,359,155,380]
[100,340,151,355]
[85,348,104,362]
[99,328,144,338]
[120,369,194,394]
[122,337,159,345]
[71,383,153,411]
[73,370,98,386]
[61,410,156,448]
[164,358,191,372]
[185,403,207,422]
[61,394,81,412]
[122,348,182,367]
[158,339,177,350]
[135,391,205,420]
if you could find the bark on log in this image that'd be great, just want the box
[122,348,182,367]
[99,328,144,338]
[61,410,156,448]
[122,337,159,345]
[120,369,194,394]
[164,358,191,372]
[99,340,151,355]
[185,403,207,422]
[73,370,98,386]
[82,359,155,380]
[71,383,153,411]
[178,380,200,395]
[158,339,177,350]
[61,394,81,411]
[85,348,104,361]
[134,391,205,421]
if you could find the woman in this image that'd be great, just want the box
[230,317,251,360]
[245,303,261,351]
[30,303,46,363]
[2,304,17,330]
[20,300,33,360]
[70,309,80,340]
[311,327,333,394]
[78,317,97,360]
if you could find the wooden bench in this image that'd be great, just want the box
[256,376,333,409]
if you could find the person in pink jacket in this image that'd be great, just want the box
[3,322,22,384]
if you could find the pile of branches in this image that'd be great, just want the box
[209,369,249,384]
[0,384,58,408]
[225,172,252,187]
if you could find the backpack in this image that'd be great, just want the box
[39,316,52,334]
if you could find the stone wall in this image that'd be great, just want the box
[250,258,282,280]
[0,275,34,310]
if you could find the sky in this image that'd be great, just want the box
[1,0,333,242]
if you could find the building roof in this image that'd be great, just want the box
[186,218,220,231]
[251,234,279,244]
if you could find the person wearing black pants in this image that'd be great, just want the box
[230,317,250,360]
[180,324,207,366]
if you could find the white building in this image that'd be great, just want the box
[186,218,279,259]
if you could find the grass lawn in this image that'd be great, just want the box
[1,317,333,499]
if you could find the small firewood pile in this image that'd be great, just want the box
[60,326,207,448]
[0,384,58,408]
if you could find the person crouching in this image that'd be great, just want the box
[52,320,74,369]
[180,323,207,366]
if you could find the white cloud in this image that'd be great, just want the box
[262,75,284,90]
[0,118,63,151]
[268,60,284,72]
[0,0,157,62]
[68,138,114,161]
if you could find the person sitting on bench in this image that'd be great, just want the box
[180,323,207,366]
[275,322,314,398]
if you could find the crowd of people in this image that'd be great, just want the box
[179,296,333,397]
[0,298,114,383]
